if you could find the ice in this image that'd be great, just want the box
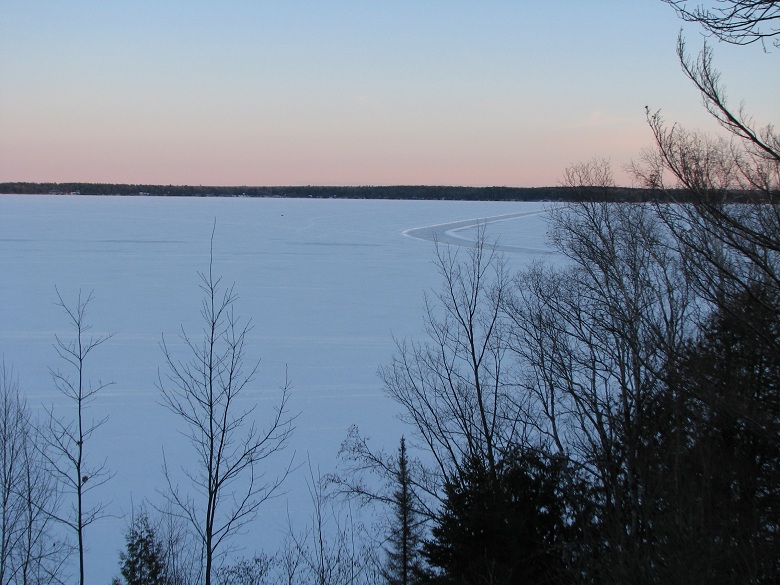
[0,195,553,582]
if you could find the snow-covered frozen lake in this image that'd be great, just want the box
[0,195,553,582]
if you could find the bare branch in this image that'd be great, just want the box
[662,0,780,47]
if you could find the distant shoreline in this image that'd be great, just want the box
[0,182,659,202]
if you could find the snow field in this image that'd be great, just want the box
[0,195,552,582]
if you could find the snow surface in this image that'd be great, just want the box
[0,195,554,582]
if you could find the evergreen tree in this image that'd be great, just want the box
[422,451,567,585]
[114,512,169,585]
[383,437,424,585]
[649,283,780,584]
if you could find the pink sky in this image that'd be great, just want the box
[1,1,776,187]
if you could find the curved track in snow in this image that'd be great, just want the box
[403,210,553,255]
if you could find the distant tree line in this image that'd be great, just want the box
[0,182,667,202]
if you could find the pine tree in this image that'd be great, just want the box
[383,437,424,585]
[422,451,567,585]
[115,512,169,585]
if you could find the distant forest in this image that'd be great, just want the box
[0,182,663,202]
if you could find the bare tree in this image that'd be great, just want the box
[0,362,67,585]
[529,151,777,582]
[0,361,30,585]
[636,37,779,194]
[213,554,274,585]
[661,0,780,47]
[634,6,779,195]
[40,290,113,585]
[279,461,382,585]
[158,235,294,585]
[502,193,694,582]
[560,156,617,200]
[631,36,780,351]
[625,19,779,578]
[379,231,518,495]
[155,502,202,585]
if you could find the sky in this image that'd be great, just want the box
[0,1,777,187]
